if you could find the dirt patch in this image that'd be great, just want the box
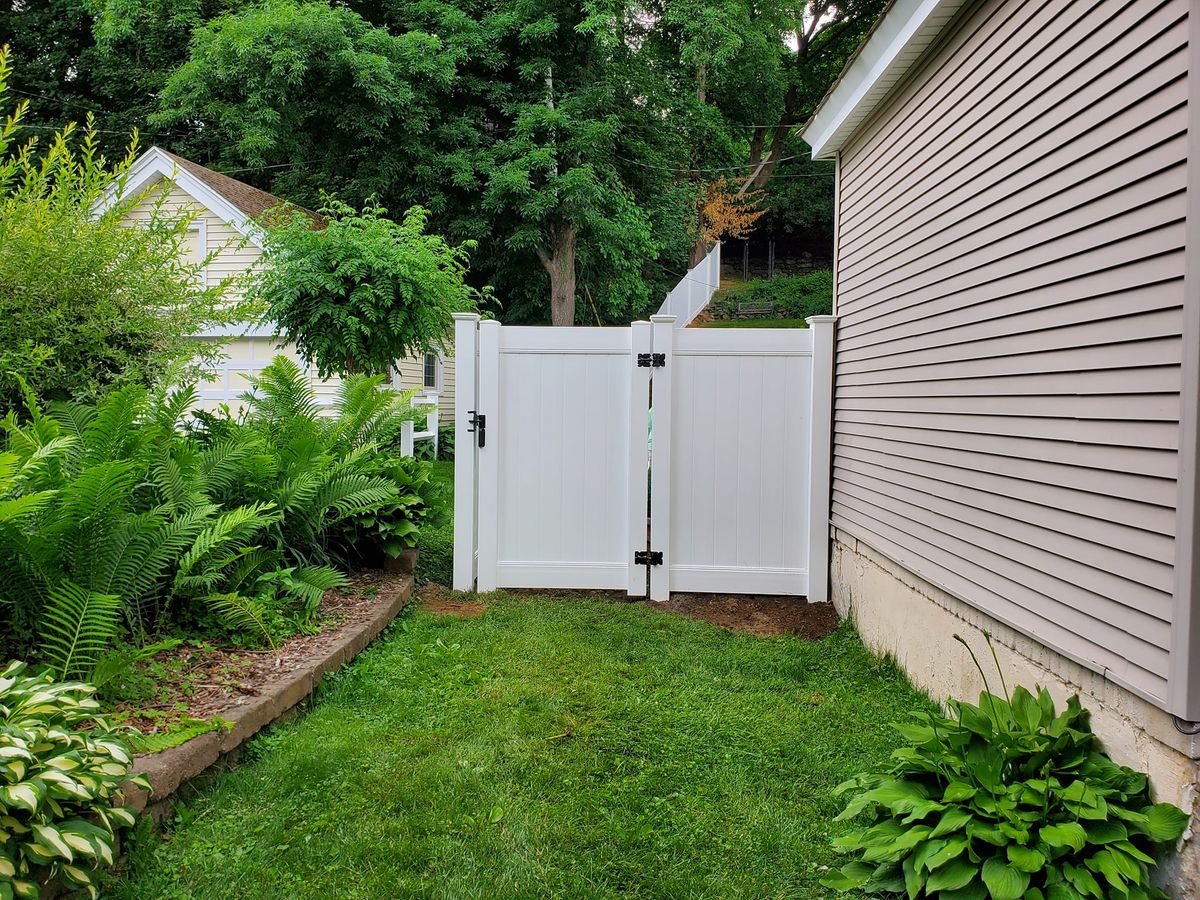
[416,582,486,617]
[113,570,412,736]
[655,593,838,639]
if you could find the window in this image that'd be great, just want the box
[184,222,207,286]
[423,352,440,390]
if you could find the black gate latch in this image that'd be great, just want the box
[467,410,486,448]
[634,550,663,566]
[636,353,666,368]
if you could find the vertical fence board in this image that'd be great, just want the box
[628,322,653,596]
[649,316,676,601]
[475,320,502,592]
[806,316,837,602]
[452,313,480,591]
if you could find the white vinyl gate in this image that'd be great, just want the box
[452,313,836,601]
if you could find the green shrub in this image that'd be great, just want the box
[0,381,284,670]
[709,271,833,322]
[0,48,253,413]
[415,523,453,588]
[0,660,147,899]
[414,425,455,462]
[822,635,1189,899]
[328,456,448,569]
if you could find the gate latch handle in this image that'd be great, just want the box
[467,410,486,448]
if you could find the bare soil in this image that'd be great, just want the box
[113,571,412,735]
[416,582,486,617]
[655,593,839,639]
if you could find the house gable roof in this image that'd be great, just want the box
[99,146,319,246]
[801,0,970,160]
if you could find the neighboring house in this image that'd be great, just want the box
[110,147,455,419]
[803,0,1199,888]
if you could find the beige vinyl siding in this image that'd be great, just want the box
[126,178,262,301]
[831,0,1189,705]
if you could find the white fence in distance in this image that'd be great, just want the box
[656,243,721,327]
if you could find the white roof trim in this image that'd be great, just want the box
[802,0,969,160]
[96,146,266,248]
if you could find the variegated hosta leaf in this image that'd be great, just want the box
[0,664,144,893]
[1,783,40,813]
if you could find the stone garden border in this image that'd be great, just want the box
[123,573,413,816]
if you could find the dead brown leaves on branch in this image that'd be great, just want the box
[698,177,766,245]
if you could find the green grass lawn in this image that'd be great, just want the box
[109,594,929,899]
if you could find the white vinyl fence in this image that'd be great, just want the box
[656,243,721,327]
[452,312,837,601]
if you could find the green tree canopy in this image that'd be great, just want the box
[252,197,482,378]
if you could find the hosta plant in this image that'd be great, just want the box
[0,661,147,899]
[823,635,1190,899]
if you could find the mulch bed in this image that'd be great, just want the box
[113,571,412,736]
[654,593,839,639]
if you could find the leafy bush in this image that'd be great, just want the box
[709,271,832,322]
[329,456,447,568]
[0,661,147,899]
[0,48,253,412]
[414,425,455,462]
[0,381,284,671]
[415,524,453,589]
[251,197,482,379]
[822,636,1189,899]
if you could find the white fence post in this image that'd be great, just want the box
[805,315,837,602]
[628,321,653,597]
[452,313,481,591]
[475,319,502,593]
[649,315,676,601]
[400,420,414,457]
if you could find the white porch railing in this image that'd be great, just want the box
[656,242,721,327]
[400,394,439,457]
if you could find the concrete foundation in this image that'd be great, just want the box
[830,527,1200,897]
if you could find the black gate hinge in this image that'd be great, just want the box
[636,353,666,368]
[634,550,664,566]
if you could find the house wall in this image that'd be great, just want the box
[825,0,1199,887]
[124,177,455,420]
[830,0,1189,710]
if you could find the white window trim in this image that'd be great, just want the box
[423,350,444,393]
[188,217,208,287]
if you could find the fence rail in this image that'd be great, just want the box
[656,243,721,327]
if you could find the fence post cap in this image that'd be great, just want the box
[452,312,482,321]
[650,315,677,325]
[805,315,838,326]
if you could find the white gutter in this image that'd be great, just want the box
[802,0,969,160]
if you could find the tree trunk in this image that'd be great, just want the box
[537,222,577,326]
[688,235,708,268]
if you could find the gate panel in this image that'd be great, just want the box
[664,328,814,596]
[477,324,644,592]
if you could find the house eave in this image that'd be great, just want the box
[801,0,970,160]
[95,146,267,248]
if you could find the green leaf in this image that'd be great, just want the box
[943,782,977,803]
[1141,803,1189,842]
[1040,822,1088,852]
[820,861,873,892]
[983,856,1031,899]
[1007,845,1046,872]
[925,837,968,871]
[931,807,974,838]
[926,859,978,892]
